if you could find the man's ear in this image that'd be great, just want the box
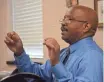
[83,23,91,33]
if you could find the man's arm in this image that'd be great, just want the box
[14,51,53,81]
[4,32,53,81]
[51,50,103,82]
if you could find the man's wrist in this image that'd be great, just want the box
[14,48,24,56]
[51,60,59,66]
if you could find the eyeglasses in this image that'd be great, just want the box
[60,18,88,24]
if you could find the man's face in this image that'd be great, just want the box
[60,8,86,44]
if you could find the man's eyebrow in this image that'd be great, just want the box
[64,15,71,18]
[64,15,74,19]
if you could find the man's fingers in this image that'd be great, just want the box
[44,38,53,41]
[44,38,60,50]
[11,34,18,41]
[44,38,59,46]
[5,36,14,44]
[4,39,9,44]
[7,32,14,38]
[45,42,55,50]
[7,32,20,42]
[7,32,12,37]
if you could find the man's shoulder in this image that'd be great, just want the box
[81,45,103,61]
[83,43,102,53]
[77,43,103,60]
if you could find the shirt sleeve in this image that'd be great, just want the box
[51,50,103,82]
[14,51,53,81]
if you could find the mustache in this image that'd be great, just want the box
[61,26,68,32]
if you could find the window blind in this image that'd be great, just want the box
[12,0,43,58]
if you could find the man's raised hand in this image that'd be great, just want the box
[44,38,60,66]
[4,31,24,56]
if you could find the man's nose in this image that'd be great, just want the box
[60,21,66,26]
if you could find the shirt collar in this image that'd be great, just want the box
[69,37,93,54]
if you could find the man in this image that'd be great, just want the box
[4,5,103,82]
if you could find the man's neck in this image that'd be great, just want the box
[69,35,92,45]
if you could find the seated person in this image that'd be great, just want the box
[4,5,103,82]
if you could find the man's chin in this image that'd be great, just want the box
[61,37,69,43]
